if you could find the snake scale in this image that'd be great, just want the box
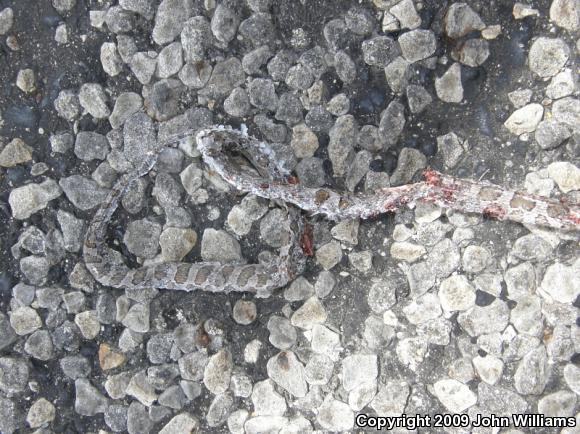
[83,125,580,297]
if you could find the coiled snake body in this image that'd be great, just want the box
[84,126,580,297]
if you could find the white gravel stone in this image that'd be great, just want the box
[539,261,580,303]
[74,311,100,339]
[537,390,577,417]
[291,296,327,330]
[439,275,476,312]
[370,381,409,416]
[10,306,42,335]
[504,103,544,135]
[472,355,503,385]
[546,68,576,99]
[317,395,354,431]
[547,162,580,193]
[341,354,378,391]
[390,241,426,262]
[203,349,232,395]
[433,378,477,413]
[251,379,287,416]
[159,413,199,434]
[403,292,442,324]
[550,0,579,31]
[26,397,55,428]
[267,351,308,397]
[528,37,570,78]
[316,241,342,270]
[9,180,62,220]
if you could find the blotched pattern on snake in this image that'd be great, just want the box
[83,126,580,297]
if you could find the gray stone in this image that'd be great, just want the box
[0,357,29,394]
[550,0,579,31]
[152,0,194,45]
[26,397,55,428]
[457,38,490,67]
[435,63,463,103]
[123,219,161,259]
[406,84,432,114]
[60,356,91,379]
[127,401,153,434]
[179,60,212,88]
[327,93,350,116]
[129,51,157,84]
[200,229,242,263]
[552,97,580,131]
[159,413,199,433]
[275,92,303,126]
[0,313,16,351]
[345,7,375,35]
[59,175,109,210]
[122,303,150,333]
[514,345,549,395]
[291,296,327,329]
[242,45,272,75]
[211,4,239,43]
[100,42,123,77]
[433,379,476,413]
[390,0,421,29]
[546,69,576,100]
[329,115,357,176]
[147,333,174,364]
[248,78,278,111]
[323,18,349,51]
[444,3,485,38]
[252,379,287,416]
[379,100,405,147]
[178,350,208,381]
[0,138,32,167]
[361,36,400,67]
[457,300,510,337]
[316,241,342,270]
[202,58,245,98]
[204,349,232,394]
[528,37,570,78]
[24,330,54,360]
[181,16,210,63]
[239,13,275,46]
[398,29,436,62]
[305,354,334,386]
[439,275,475,312]
[78,83,110,119]
[267,351,308,397]
[156,42,183,78]
[267,50,296,81]
[437,132,464,168]
[389,147,426,186]
[305,105,333,132]
[0,396,19,434]
[267,315,297,349]
[74,131,109,161]
[105,6,134,33]
[504,103,544,135]
[0,7,13,35]
[75,379,108,416]
[54,89,80,121]
[104,404,128,432]
[9,180,62,220]
[317,396,353,431]
[206,392,234,427]
[295,157,325,188]
[50,132,74,153]
[232,300,257,325]
[9,306,42,335]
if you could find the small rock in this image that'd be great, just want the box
[444,2,485,39]
[78,83,110,119]
[389,147,426,186]
[123,219,161,259]
[9,180,62,219]
[129,51,158,85]
[406,84,432,114]
[211,4,239,43]
[546,68,576,100]
[433,378,477,412]
[75,379,109,416]
[528,37,570,78]
[126,370,157,406]
[435,63,463,103]
[504,103,544,135]
[59,175,109,210]
[232,299,257,325]
[514,345,549,395]
[26,397,55,428]
[0,7,13,35]
[251,379,287,416]
[267,351,308,397]
[10,306,42,335]
[513,2,539,19]
[204,349,232,394]
[98,343,126,370]
[439,275,476,312]
[24,330,54,360]
[550,0,579,31]
[159,413,200,434]
[16,69,35,93]
[457,38,490,67]
[317,396,354,431]
[291,296,327,329]
[0,138,33,167]
[535,119,571,150]
[398,29,436,62]
[316,241,342,270]
[74,310,100,339]
[390,0,421,29]
[547,162,580,193]
[361,36,400,67]
[267,315,297,350]
[152,0,194,45]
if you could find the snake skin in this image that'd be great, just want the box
[84,125,580,297]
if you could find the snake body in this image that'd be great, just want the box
[84,125,580,297]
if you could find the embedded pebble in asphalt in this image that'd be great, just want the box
[0,1,578,433]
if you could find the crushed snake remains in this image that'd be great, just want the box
[83,125,580,298]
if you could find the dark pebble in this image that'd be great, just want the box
[474,290,495,307]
